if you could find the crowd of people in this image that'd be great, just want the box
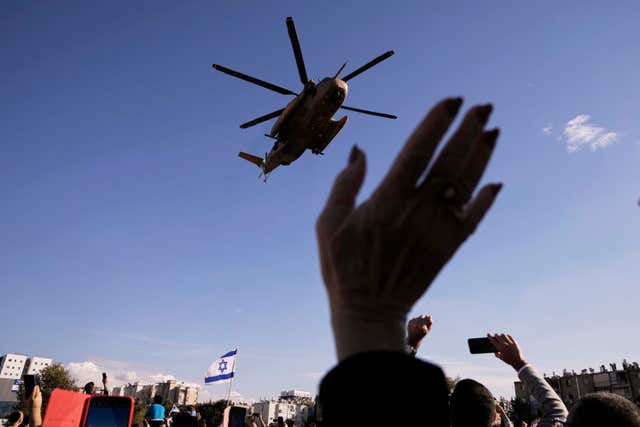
[6,99,640,426]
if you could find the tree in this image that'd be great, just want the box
[132,399,147,426]
[510,397,538,424]
[17,363,79,412]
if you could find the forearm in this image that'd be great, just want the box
[331,311,406,361]
[518,365,568,424]
[30,409,42,427]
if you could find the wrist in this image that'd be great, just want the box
[30,410,42,427]
[331,310,406,361]
[407,336,423,350]
[510,359,527,372]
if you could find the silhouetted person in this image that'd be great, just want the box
[567,392,640,427]
[450,379,496,427]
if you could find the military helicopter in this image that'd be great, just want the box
[212,16,396,181]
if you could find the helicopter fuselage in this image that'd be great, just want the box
[262,77,349,174]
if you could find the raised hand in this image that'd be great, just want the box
[407,315,433,350]
[317,98,502,360]
[26,385,43,427]
[488,333,528,371]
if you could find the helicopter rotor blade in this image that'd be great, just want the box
[239,108,286,129]
[341,50,395,82]
[286,17,309,84]
[333,62,348,79]
[212,64,297,96]
[340,105,397,119]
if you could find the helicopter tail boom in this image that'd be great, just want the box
[238,152,264,168]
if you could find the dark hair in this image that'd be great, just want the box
[154,395,163,405]
[84,382,95,394]
[450,378,495,427]
[568,392,640,427]
[7,411,23,425]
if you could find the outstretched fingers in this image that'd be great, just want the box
[374,97,463,199]
[456,129,499,199]
[425,104,493,188]
[463,183,503,236]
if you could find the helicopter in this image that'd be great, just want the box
[212,16,396,181]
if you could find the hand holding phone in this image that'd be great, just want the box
[23,374,41,400]
[487,334,527,371]
[467,337,497,354]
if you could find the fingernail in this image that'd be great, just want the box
[484,128,500,147]
[447,97,463,116]
[348,145,359,164]
[492,183,503,195]
[475,104,493,123]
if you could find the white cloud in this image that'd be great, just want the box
[542,126,553,136]
[115,371,137,382]
[149,373,176,383]
[64,359,200,393]
[591,131,617,150]
[560,114,619,153]
[67,361,103,387]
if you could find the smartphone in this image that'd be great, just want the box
[23,374,40,399]
[84,396,133,427]
[468,337,497,354]
[42,389,133,427]
[222,406,247,427]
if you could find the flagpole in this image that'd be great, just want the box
[225,348,238,406]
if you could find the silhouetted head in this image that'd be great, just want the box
[153,395,163,405]
[450,379,495,427]
[83,382,95,394]
[567,392,640,427]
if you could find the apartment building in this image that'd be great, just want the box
[514,360,640,408]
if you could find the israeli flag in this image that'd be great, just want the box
[205,349,237,384]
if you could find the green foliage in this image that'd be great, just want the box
[17,363,78,413]
[196,400,229,427]
[15,385,26,411]
[40,363,78,408]
[132,399,147,426]
[510,397,537,424]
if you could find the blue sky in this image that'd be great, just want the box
[2,1,639,400]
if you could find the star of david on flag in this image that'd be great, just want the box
[205,349,237,384]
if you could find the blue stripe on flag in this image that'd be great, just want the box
[221,349,237,358]
[205,372,234,383]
